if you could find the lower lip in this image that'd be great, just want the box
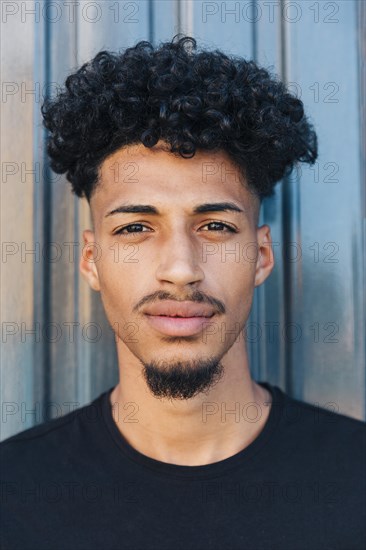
[145,314,216,336]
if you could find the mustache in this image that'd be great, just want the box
[133,290,225,315]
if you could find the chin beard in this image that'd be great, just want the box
[141,356,225,401]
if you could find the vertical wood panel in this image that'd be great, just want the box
[284,0,365,418]
[47,5,79,410]
[33,0,49,410]
[358,0,366,423]
[152,0,178,43]
[1,0,365,441]
[1,1,36,438]
[251,0,286,388]
[193,0,253,55]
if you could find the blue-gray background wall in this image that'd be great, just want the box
[1,0,365,440]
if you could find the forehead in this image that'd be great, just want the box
[91,141,258,220]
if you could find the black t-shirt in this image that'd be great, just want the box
[1,381,365,550]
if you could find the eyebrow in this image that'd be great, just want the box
[105,202,245,218]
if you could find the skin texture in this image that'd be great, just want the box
[80,141,275,466]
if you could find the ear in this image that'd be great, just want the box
[79,229,101,291]
[254,224,275,287]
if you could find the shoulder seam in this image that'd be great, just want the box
[0,404,90,446]
[284,394,366,425]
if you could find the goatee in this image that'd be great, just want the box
[142,356,225,401]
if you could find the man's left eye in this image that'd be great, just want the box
[201,222,237,232]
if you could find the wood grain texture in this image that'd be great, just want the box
[1,0,364,441]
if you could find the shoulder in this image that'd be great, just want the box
[0,392,106,475]
[275,387,366,464]
[281,390,366,432]
[2,404,80,442]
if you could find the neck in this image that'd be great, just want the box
[110,339,272,466]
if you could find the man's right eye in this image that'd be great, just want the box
[114,224,152,236]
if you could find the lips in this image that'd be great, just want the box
[143,300,216,318]
[144,312,216,336]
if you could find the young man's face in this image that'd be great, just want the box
[80,141,274,399]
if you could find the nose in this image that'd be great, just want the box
[155,229,204,287]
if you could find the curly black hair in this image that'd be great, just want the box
[41,34,318,203]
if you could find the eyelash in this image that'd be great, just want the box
[113,222,237,236]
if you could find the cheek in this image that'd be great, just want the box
[206,258,255,318]
[210,248,256,285]
[94,247,130,304]
[96,244,150,308]
[96,239,142,280]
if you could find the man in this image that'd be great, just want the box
[1,35,365,549]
